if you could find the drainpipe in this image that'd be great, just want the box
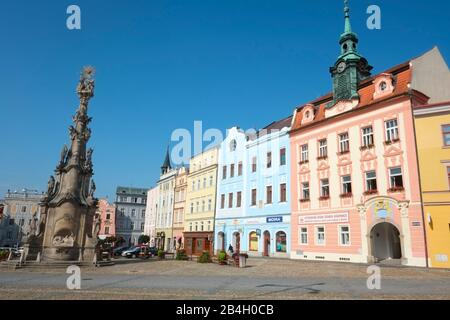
[409,91,430,268]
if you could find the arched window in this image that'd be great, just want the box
[276,231,287,253]
[249,231,258,252]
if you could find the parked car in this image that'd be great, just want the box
[121,247,141,258]
[113,246,130,257]
[148,247,158,256]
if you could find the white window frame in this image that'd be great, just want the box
[385,119,399,142]
[301,144,309,162]
[366,171,377,191]
[389,167,403,188]
[315,226,326,246]
[339,133,350,153]
[302,182,310,200]
[338,225,351,246]
[299,227,308,245]
[318,139,328,158]
[320,179,330,197]
[342,175,352,194]
[362,126,374,147]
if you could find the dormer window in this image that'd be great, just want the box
[373,74,395,99]
[380,81,387,91]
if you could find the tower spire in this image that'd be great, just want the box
[161,146,172,174]
[344,0,352,34]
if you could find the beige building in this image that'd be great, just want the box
[184,148,219,255]
[173,166,188,249]
[155,149,177,252]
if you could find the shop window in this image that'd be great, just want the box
[249,232,258,251]
[276,231,287,253]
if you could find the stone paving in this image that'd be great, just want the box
[0,258,449,300]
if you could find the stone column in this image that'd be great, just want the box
[398,201,412,264]
[357,204,370,263]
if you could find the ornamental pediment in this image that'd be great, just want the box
[325,99,358,118]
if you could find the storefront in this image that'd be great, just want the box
[215,215,291,258]
[183,232,214,256]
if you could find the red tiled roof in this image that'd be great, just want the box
[291,61,414,132]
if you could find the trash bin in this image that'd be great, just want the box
[238,254,247,268]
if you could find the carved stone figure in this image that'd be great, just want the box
[92,213,101,239]
[47,176,55,195]
[60,145,68,165]
[89,180,96,198]
[28,213,38,237]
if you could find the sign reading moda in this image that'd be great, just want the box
[298,213,349,225]
[266,216,283,223]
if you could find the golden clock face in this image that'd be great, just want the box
[337,62,346,73]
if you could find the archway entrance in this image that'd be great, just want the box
[233,232,240,252]
[263,231,270,257]
[217,232,225,251]
[370,223,402,262]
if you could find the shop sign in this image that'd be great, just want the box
[267,216,283,223]
[299,212,349,225]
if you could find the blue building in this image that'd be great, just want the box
[215,117,292,258]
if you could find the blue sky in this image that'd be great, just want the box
[0,0,449,200]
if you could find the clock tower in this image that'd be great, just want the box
[330,0,372,104]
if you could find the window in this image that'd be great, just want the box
[120,208,125,217]
[318,140,327,158]
[141,223,145,231]
[132,197,138,204]
[300,227,308,245]
[249,232,258,251]
[385,119,399,142]
[230,164,235,178]
[339,133,350,153]
[201,222,204,232]
[252,157,257,172]
[141,210,145,218]
[208,199,212,211]
[209,175,213,186]
[190,202,194,213]
[320,179,330,198]
[105,227,110,234]
[195,223,198,232]
[131,209,136,217]
[221,194,225,209]
[316,226,325,245]
[203,177,207,188]
[366,171,378,192]
[196,201,199,212]
[342,175,352,195]
[339,226,350,246]
[197,180,200,190]
[238,162,243,176]
[202,200,205,212]
[237,192,242,208]
[276,231,287,253]
[266,186,273,204]
[280,183,287,202]
[300,145,309,163]
[106,213,111,220]
[189,223,192,232]
[362,126,374,147]
[230,139,237,151]
[267,152,272,168]
[443,125,450,146]
[389,167,404,189]
[251,189,257,206]
[21,206,27,213]
[302,182,310,200]
[228,193,233,208]
[19,219,24,227]
[192,181,195,191]
[130,222,134,230]
[222,166,227,180]
[448,167,450,189]
[280,148,286,166]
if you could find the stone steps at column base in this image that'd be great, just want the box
[0,260,114,270]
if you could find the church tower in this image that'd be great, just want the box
[161,147,172,175]
[330,0,373,104]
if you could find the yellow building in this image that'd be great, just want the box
[414,102,450,269]
[184,148,218,255]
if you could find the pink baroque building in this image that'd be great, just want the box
[289,2,450,267]
[98,198,116,239]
